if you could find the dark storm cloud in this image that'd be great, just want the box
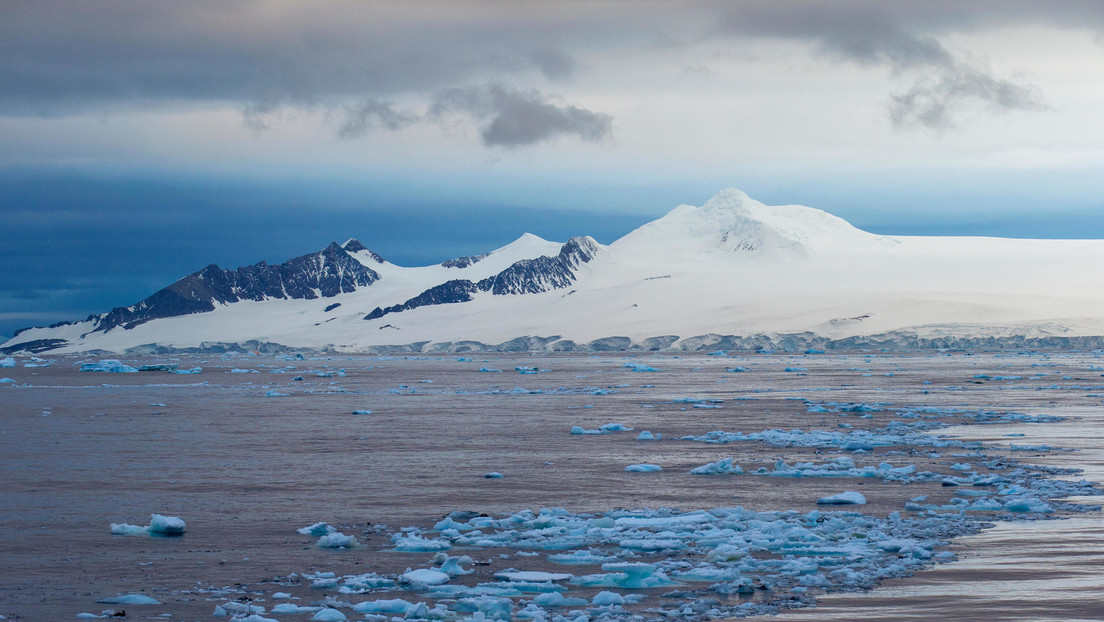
[3,0,1103,136]
[0,1,589,110]
[431,85,612,147]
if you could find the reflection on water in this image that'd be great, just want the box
[777,518,1104,622]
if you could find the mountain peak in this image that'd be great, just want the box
[342,238,368,253]
[490,232,561,257]
[611,188,883,259]
[699,188,759,212]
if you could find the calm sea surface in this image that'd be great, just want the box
[1,351,1102,620]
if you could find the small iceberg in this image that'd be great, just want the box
[110,513,186,537]
[80,360,138,373]
[816,491,867,505]
[316,532,359,548]
[95,594,161,605]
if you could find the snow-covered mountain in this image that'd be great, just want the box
[8,188,1104,354]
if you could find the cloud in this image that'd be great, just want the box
[1,0,1098,140]
[707,1,1059,130]
[529,49,578,80]
[336,99,420,139]
[889,65,1050,130]
[431,85,612,147]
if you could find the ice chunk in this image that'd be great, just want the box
[600,422,634,432]
[297,522,337,536]
[265,389,290,397]
[816,491,867,505]
[690,458,743,475]
[391,533,451,551]
[110,522,148,536]
[316,532,359,548]
[149,513,186,535]
[435,554,475,576]
[484,472,504,478]
[310,609,347,621]
[547,549,619,565]
[111,514,185,536]
[95,594,161,605]
[592,591,625,606]
[573,562,679,588]
[533,592,588,607]
[271,604,320,614]
[352,598,415,614]
[80,360,138,373]
[493,570,572,582]
[624,464,662,472]
[400,568,451,586]
[636,430,660,441]
[351,409,373,414]
[0,357,14,367]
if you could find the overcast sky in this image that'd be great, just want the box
[3,1,1104,336]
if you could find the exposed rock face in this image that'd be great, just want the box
[475,237,599,295]
[365,279,480,320]
[441,253,488,269]
[365,237,599,320]
[95,242,380,332]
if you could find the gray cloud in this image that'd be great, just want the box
[2,0,1100,141]
[336,99,421,139]
[529,49,578,80]
[889,65,1049,130]
[707,1,1069,130]
[431,85,612,147]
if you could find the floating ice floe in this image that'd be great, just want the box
[484,472,504,478]
[297,522,336,536]
[571,422,633,435]
[0,357,14,367]
[95,594,161,605]
[110,513,186,536]
[400,568,451,586]
[391,531,452,552]
[310,608,346,621]
[690,458,743,475]
[683,422,983,451]
[316,532,359,548]
[817,491,867,505]
[494,570,573,582]
[265,389,290,397]
[80,359,138,373]
[270,603,320,614]
[351,409,372,414]
[636,430,660,441]
[624,464,662,472]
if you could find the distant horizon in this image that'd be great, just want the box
[5,176,1104,339]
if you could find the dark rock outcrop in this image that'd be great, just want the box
[94,242,380,332]
[366,237,599,320]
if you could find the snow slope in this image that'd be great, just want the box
[7,189,1104,353]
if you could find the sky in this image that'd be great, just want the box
[3,1,1104,338]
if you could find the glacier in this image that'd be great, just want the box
[8,188,1104,354]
